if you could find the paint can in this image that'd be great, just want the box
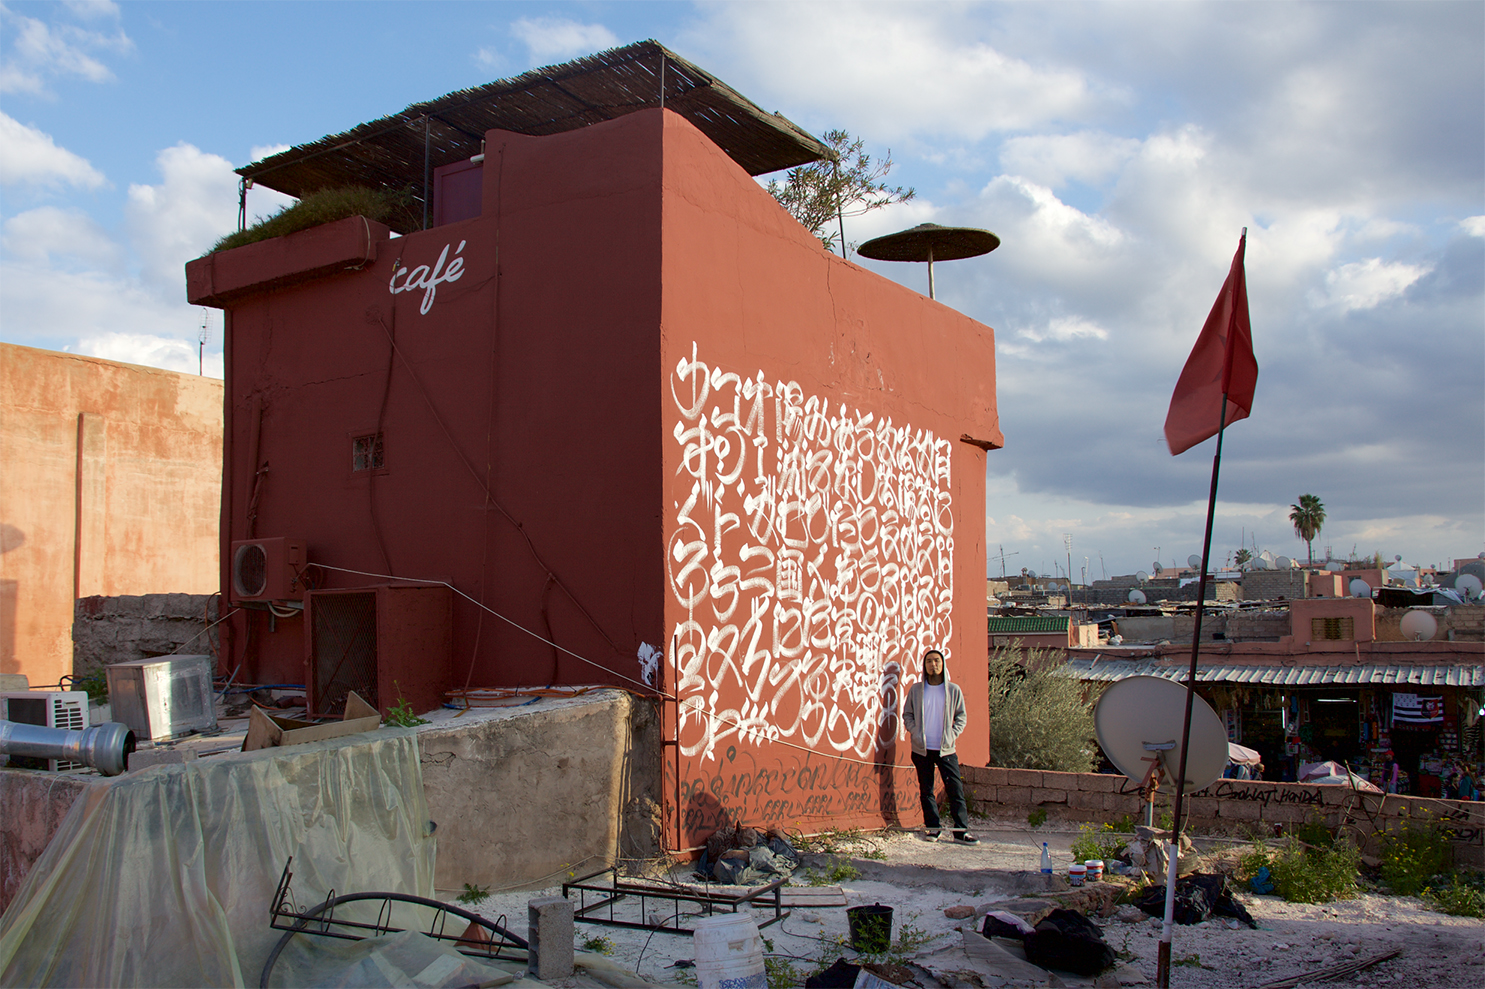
[1068,863,1087,886]
[694,913,766,989]
[1085,860,1105,882]
[846,903,895,953]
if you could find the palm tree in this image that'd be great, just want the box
[1289,494,1326,565]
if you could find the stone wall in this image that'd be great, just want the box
[1240,570,1308,601]
[1376,604,1485,642]
[961,765,1484,868]
[73,594,220,674]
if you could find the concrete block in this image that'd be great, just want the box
[1067,790,1104,812]
[982,767,1010,786]
[998,785,1033,807]
[527,895,574,979]
[1031,788,1069,806]
[1081,773,1119,793]
[1005,769,1042,788]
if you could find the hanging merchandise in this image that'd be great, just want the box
[1394,693,1444,725]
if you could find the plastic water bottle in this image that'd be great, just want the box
[1039,842,1052,875]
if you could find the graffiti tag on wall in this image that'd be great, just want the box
[667,343,955,768]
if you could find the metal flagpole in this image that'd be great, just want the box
[1155,395,1229,987]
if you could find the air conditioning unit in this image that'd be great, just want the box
[1,690,90,771]
[230,537,307,603]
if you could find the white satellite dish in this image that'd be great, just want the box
[1136,570,1149,583]
[1252,557,1271,570]
[1399,610,1438,642]
[1028,569,1038,579]
[1276,556,1292,569]
[1095,676,1229,793]
[1395,555,1403,563]
[1128,589,1147,604]
[1457,574,1484,598]
[1188,554,1202,569]
[1326,561,1345,572]
[1350,579,1373,598]
[1153,562,1164,574]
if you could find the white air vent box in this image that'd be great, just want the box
[105,655,217,741]
[1,690,90,771]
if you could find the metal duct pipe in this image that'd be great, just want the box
[0,720,135,776]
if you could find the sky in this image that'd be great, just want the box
[2,0,1481,581]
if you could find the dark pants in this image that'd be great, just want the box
[911,749,969,831]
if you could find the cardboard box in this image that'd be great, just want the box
[242,691,381,751]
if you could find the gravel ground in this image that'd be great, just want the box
[448,819,1485,988]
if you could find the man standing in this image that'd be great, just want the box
[903,649,977,843]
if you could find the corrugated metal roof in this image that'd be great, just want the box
[1058,657,1485,687]
[988,616,1070,633]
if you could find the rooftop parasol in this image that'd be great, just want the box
[856,223,1000,299]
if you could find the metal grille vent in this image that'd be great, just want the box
[1311,616,1355,641]
[233,543,268,598]
[311,592,378,715]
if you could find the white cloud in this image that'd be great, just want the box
[474,46,501,70]
[1014,316,1110,344]
[61,1,121,20]
[2,206,120,268]
[1316,257,1432,312]
[0,112,105,188]
[75,331,220,377]
[0,6,132,95]
[1462,216,1485,238]
[999,131,1140,189]
[680,4,1108,143]
[248,143,292,163]
[125,143,244,296]
[509,17,618,62]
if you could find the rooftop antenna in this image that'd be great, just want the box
[857,224,1000,300]
[198,309,210,375]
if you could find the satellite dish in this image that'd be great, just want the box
[1136,570,1149,583]
[1128,589,1147,604]
[1350,579,1372,598]
[1399,610,1438,642]
[1458,574,1484,598]
[1188,555,1202,569]
[1095,676,1228,792]
[1252,557,1271,570]
[1153,562,1164,574]
[1028,569,1038,579]
[1275,556,1292,570]
[1395,555,1403,562]
[1326,561,1344,572]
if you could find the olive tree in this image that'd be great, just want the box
[766,130,914,254]
[986,642,1098,772]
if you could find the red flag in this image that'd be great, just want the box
[1164,232,1258,456]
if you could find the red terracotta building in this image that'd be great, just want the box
[188,44,1003,848]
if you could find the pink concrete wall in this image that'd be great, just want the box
[657,112,1001,844]
[0,345,222,685]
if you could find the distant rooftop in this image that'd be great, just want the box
[238,40,831,231]
[987,616,1070,633]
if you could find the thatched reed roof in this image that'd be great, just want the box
[238,40,830,232]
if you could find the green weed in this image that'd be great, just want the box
[383,681,430,727]
[580,934,614,955]
[1070,822,1125,863]
[1424,872,1485,918]
[455,882,490,905]
[1267,837,1360,904]
[761,938,802,989]
[70,667,109,705]
[1174,953,1203,968]
[210,185,421,253]
[1027,808,1049,828]
[1379,815,1447,897]
[805,857,860,885]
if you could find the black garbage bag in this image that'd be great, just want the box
[1022,908,1115,976]
[1135,873,1257,928]
[805,958,860,988]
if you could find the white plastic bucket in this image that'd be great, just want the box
[1068,863,1087,886]
[694,913,767,989]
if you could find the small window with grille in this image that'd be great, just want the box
[352,433,384,472]
[1311,616,1355,641]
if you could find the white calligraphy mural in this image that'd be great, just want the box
[668,343,955,763]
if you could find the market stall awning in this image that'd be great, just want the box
[1058,656,1485,688]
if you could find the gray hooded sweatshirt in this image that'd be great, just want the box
[903,657,967,756]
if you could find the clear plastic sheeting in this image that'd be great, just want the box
[268,930,520,988]
[0,729,435,988]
